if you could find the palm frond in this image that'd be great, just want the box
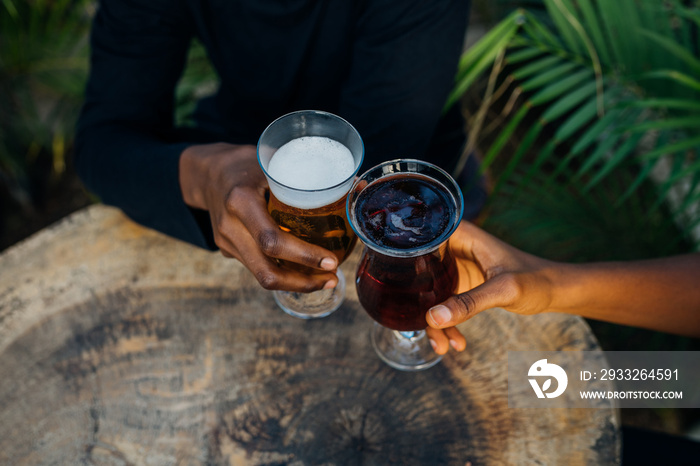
[454,0,700,256]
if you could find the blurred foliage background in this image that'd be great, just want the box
[0,0,698,436]
[0,0,215,248]
[0,0,93,246]
[458,0,700,265]
[460,0,700,436]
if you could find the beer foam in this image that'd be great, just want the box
[267,136,355,191]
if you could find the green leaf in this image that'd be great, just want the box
[576,0,612,65]
[480,105,531,173]
[574,130,621,177]
[2,0,18,19]
[512,56,564,81]
[553,95,598,142]
[584,132,644,190]
[529,68,593,106]
[445,50,507,112]
[505,46,544,65]
[492,123,543,195]
[651,153,687,214]
[520,11,562,49]
[640,70,700,92]
[444,12,523,112]
[596,0,630,68]
[456,10,524,77]
[520,62,578,91]
[667,158,700,186]
[540,79,598,123]
[615,159,657,206]
[640,135,700,161]
[543,0,583,55]
[676,5,700,29]
[566,87,626,155]
[641,30,700,76]
[677,178,700,217]
[623,117,700,134]
[616,98,700,112]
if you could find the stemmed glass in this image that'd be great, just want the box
[257,110,364,319]
[347,160,464,370]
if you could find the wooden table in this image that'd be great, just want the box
[0,205,620,465]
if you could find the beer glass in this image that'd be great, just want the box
[347,160,464,370]
[257,110,364,319]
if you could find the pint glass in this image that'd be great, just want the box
[258,110,364,319]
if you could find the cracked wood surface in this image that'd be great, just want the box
[0,204,620,465]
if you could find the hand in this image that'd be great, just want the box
[426,221,557,348]
[179,143,340,292]
[427,221,700,339]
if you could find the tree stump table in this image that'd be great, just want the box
[0,205,620,465]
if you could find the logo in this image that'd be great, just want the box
[528,359,568,398]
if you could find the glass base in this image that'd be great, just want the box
[273,269,345,319]
[370,322,443,371]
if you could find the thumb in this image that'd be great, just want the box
[426,275,515,329]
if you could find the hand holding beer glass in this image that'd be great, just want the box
[348,160,464,370]
[257,111,364,319]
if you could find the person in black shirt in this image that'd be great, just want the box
[75,0,481,297]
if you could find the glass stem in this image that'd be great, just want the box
[397,330,425,340]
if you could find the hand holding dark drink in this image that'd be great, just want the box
[348,159,465,371]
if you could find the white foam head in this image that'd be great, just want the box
[265,136,357,209]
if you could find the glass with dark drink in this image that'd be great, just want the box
[258,110,364,319]
[348,160,464,370]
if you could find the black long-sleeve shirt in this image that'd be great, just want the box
[75,0,471,250]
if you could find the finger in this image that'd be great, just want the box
[443,326,467,352]
[217,217,339,292]
[227,187,339,271]
[426,274,517,328]
[250,257,339,292]
[425,326,450,355]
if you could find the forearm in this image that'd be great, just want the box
[74,124,214,246]
[550,254,700,337]
[74,0,211,246]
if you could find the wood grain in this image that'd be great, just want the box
[0,205,620,465]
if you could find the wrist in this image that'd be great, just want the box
[178,143,231,210]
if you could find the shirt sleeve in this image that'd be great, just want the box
[338,0,470,170]
[74,0,215,249]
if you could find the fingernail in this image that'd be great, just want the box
[429,339,438,351]
[323,280,336,290]
[449,339,459,350]
[428,305,452,326]
[320,257,337,270]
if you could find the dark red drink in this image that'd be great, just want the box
[353,174,459,331]
[355,176,452,249]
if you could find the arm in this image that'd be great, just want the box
[545,255,700,336]
[426,222,700,344]
[76,0,339,292]
[75,0,202,245]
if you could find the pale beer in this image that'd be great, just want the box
[266,136,357,270]
[257,110,364,318]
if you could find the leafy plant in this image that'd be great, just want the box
[0,0,214,235]
[450,0,700,261]
[0,0,94,210]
